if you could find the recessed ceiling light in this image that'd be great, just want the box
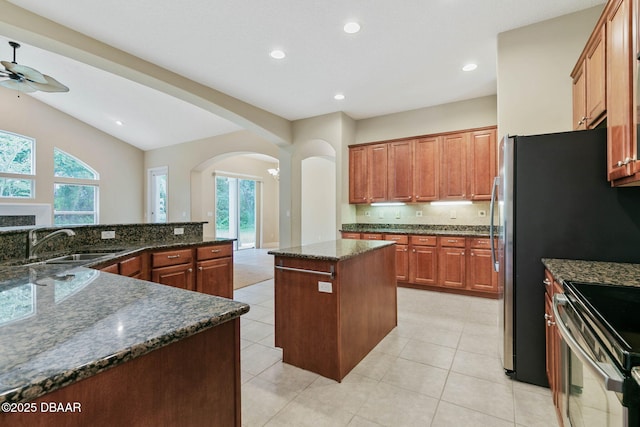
[115,120,123,126]
[343,22,361,34]
[462,63,478,72]
[270,49,286,59]
[334,93,345,100]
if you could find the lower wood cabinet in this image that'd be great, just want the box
[97,243,233,298]
[342,232,497,298]
[544,269,565,426]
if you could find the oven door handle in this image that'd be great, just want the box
[553,293,625,393]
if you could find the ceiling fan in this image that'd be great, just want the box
[0,41,69,93]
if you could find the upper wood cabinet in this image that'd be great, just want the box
[572,26,606,130]
[387,140,414,202]
[349,126,496,204]
[468,129,497,200]
[440,133,469,200]
[348,143,388,203]
[607,0,636,182]
[413,137,439,202]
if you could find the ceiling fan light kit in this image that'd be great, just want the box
[0,41,69,93]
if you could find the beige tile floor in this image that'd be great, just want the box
[233,251,559,427]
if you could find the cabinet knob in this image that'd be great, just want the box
[547,320,555,327]
[198,266,203,271]
[543,278,551,286]
[188,268,193,273]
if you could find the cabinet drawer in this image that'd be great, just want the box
[152,248,193,268]
[544,269,554,298]
[341,232,361,239]
[409,235,437,246]
[361,233,383,240]
[469,238,491,249]
[196,244,232,261]
[438,236,466,247]
[384,234,408,244]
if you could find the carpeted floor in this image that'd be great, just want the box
[233,248,274,289]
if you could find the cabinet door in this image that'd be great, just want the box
[197,257,233,299]
[394,244,409,282]
[572,63,587,130]
[413,137,439,202]
[387,140,413,202]
[468,129,496,201]
[152,264,194,291]
[440,133,468,200]
[101,263,119,274]
[467,248,497,292]
[349,146,368,203]
[409,245,438,285]
[586,26,606,124]
[607,0,635,181]
[119,255,143,278]
[545,292,554,392]
[438,247,466,288]
[368,143,388,202]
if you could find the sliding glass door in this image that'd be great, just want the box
[215,176,257,250]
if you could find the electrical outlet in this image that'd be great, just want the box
[395,210,401,219]
[174,227,184,235]
[318,281,333,293]
[378,211,384,219]
[478,210,487,217]
[365,211,370,217]
[416,211,423,217]
[101,230,115,239]
[450,210,457,219]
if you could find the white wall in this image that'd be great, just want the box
[497,6,603,137]
[0,87,145,224]
[302,157,336,244]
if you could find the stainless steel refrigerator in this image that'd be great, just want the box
[490,127,640,386]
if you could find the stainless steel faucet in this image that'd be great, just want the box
[28,228,76,260]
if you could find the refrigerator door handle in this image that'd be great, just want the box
[489,176,500,272]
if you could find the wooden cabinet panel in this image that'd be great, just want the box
[151,248,193,268]
[341,232,361,239]
[348,145,368,203]
[361,233,383,240]
[413,137,439,202]
[572,64,588,130]
[607,0,635,181]
[440,133,469,200]
[438,247,466,289]
[101,263,119,274]
[468,129,496,200]
[387,140,413,202]
[438,236,465,248]
[368,144,388,202]
[119,255,143,278]
[197,257,233,298]
[586,26,606,123]
[385,234,409,282]
[151,263,194,291]
[409,236,437,286]
[467,248,497,292]
[196,244,233,261]
[409,235,437,246]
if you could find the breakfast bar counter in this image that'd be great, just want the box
[0,263,248,426]
[269,239,397,381]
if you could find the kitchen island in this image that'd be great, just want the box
[0,262,249,426]
[269,239,396,382]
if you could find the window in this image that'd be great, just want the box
[53,148,99,225]
[0,130,35,198]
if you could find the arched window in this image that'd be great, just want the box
[0,130,35,198]
[53,148,99,225]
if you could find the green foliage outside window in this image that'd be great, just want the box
[53,148,99,225]
[0,130,34,198]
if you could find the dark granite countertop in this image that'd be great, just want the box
[340,224,490,237]
[268,239,395,261]
[0,238,248,404]
[542,258,640,287]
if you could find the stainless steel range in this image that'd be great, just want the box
[554,282,640,427]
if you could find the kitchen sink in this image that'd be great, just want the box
[45,252,118,264]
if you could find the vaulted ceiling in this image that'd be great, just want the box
[0,0,605,150]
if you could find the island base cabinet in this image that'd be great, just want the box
[0,320,242,427]
[274,245,397,382]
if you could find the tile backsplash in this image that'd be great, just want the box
[355,202,491,226]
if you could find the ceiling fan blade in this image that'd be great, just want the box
[1,61,47,84]
[0,78,37,93]
[26,74,69,93]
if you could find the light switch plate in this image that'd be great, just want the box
[101,230,115,239]
[318,281,333,293]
